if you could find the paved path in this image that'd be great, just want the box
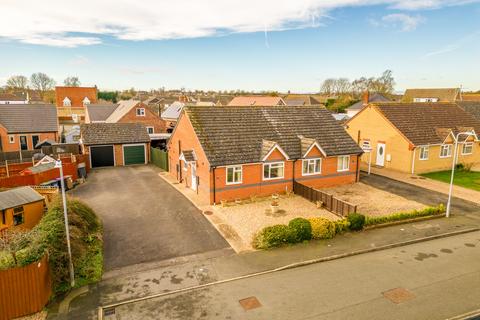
[71,165,232,272]
[105,231,480,319]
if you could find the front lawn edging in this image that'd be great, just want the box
[364,213,445,230]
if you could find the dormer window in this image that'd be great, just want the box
[83,97,91,106]
[63,97,71,107]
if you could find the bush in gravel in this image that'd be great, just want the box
[347,213,366,231]
[252,224,293,249]
[364,204,446,226]
[308,218,336,239]
[288,218,312,242]
[334,219,350,234]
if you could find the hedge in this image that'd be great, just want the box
[252,224,293,249]
[347,213,366,231]
[364,204,446,226]
[308,218,336,239]
[288,218,312,242]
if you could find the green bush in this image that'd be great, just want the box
[288,218,312,242]
[252,224,293,249]
[347,213,366,231]
[308,218,336,239]
[365,204,446,226]
[334,219,350,234]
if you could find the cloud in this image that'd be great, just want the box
[422,30,480,58]
[380,13,425,31]
[0,0,477,47]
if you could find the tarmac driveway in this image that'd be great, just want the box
[71,165,231,271]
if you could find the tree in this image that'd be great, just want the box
[0,228,36,266]
[320,78,336,95]
[6,75,28,90]
[64,76,81,87]
[98,91,119,103]
[30,72,55,95]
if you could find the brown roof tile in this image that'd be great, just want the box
[81,123,150,145]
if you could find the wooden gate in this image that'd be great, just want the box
[293,181,357,217]
[150,148,169,171]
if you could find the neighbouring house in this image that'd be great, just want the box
[461,94,480,102]
[345,102,480,174]
[227,96,286,106]
[168,106,363,204]
[80,123,151,168]
[0,93,28,104]
[402,88,461,103]
[55,86,98,133]
[0,186,45,232]
[0,104,59,152]
[346,92,390,118]
[161,101,185,133]
[283,95,323,106]
[457,101,480,121]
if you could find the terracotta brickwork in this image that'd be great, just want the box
[0,126,58,152]
[118,102,166,133]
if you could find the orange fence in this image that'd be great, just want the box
[0,255,52,320]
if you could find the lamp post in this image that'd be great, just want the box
[55,160,75,287]
[445,131,476,218]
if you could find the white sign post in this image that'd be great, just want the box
[361,141,373,175]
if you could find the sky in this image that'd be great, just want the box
[0,0,479,93]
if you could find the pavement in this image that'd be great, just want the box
[70,165,232,272]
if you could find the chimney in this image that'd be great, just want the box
[362,91,370,106]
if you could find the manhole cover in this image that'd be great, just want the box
[383,287,415,304]
[239,296,262,311]
[203,210,213,215]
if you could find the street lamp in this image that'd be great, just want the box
[445,131,476,218]
[54,160,75,287]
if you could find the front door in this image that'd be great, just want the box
[376,143,386,166]
[191,163,197,191]
[19,135,28,150]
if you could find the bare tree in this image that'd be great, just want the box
[0,228,35,266]
[30,72,55,96]
[64,76,81,87]
[6,75,29,90]
[320,78,336,95]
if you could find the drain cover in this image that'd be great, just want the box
[239,296,262,311]
[203,210,213,215]
[383,287,415,304]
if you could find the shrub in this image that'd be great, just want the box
[252,224,293,249]
[308,218,336,239]
[347,213,366,231]
[365,204,446,226]
[288,218,312,242]
[334,219,350,234]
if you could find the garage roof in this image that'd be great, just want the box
[81,123,150,145]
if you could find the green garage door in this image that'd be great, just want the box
[124,145,146,165]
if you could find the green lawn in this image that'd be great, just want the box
[421,170,480,191]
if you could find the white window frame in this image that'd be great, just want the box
[302,158,322,176]
[63,97,71,107]
[263,162,285,180]
[419,146,429,160]
[136,108,146,116]
[8,135,15,144]
[226,165,243,185]
[83,97,91,106]
[439,144,452,158]
[337,155,350,172]
[461,142,474,155]
[146,126,154,134]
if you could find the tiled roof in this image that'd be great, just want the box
[86,103,118,122]
[461,94,480,102]
[106,100,142,123]
[228,96,286,106]
[457,101,480,121]
[284,95,322,106]
[185,106,363,167]
[81,123,150,145]
[0,104,58,133]
[0,187,44,210]
[55,86,98,108]
[347,93,390,111]
[181,150,196,162]
[374,102,480,145]
[0,93,26,101]
[402,88,460,102]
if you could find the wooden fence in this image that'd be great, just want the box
[150,148,169,171]
[0,255,52,320]
[293,181,357,217]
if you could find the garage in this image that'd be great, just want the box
[123,144,146,165]
[90,145,114,168]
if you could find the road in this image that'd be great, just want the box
[105,231,480,320]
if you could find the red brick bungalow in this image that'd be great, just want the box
[168,106,363,204]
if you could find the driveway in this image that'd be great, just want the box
[71,165,231,271]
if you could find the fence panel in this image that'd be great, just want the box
[293,181,356,217]
[0,255,51,320]
[150,148,169,171]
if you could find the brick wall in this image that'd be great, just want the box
[0,126,58,152]
[119,102,166,133]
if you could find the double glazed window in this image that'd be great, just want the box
[302,158,321,175]
[462,142,473,155]
[136,108,145,116]
[13,206,24,226]
[226,166,242,184]
[440,144,452,158]
[337,156,350,172]
[419,146,429,160]
[263,162,284,180]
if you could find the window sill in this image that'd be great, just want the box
[226,181,242,185]
[263,176,284,181]
[302,172,322,176]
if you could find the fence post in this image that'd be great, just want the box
[19,151,23,162]
[5,160,9,177]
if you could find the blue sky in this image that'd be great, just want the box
[0,0,479,92]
